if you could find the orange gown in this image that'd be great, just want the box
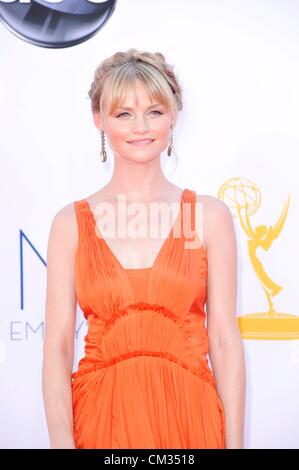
[71,188,226,448]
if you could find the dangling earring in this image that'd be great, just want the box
[100,129,107,162]
[167,129,174,157]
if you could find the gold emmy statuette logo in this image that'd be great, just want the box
[218,177,299,340]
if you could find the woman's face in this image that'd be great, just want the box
[95,79,176,162]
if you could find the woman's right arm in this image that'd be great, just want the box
[42,204,78,449]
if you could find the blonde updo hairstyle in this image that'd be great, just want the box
[88,48,183,126]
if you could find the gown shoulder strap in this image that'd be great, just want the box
[181,188,197,240]
[73,199,93,247]
[74,199,88,213]
[183,189,206,250]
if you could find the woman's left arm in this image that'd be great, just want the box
[204,196,246,449]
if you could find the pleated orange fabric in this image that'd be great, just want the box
[71,188,226,449]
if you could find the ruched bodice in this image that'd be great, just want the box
[71,188,226,448]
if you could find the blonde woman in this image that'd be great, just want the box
[42,49,246,449]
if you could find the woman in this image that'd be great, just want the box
[42,48,246,449]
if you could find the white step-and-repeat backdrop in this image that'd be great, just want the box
[0,0,298,448]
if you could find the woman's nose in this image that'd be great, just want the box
[131,115,149,132]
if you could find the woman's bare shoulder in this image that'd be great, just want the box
[48,201,78,248]
[195,193,231,216]
[194,193,233,247]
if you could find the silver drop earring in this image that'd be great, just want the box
[167,129,174,157]
[100,129,107,162]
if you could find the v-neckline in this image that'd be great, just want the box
[83,188,187,273]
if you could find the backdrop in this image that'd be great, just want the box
[0,0,298,449]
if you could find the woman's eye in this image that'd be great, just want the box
[116,110,163,118]
[116,112,130,118]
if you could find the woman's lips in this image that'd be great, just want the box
[127,139,155,145]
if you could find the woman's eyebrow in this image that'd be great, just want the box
[115,103,163,110]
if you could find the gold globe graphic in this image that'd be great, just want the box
[218,177,261,217]
[218,177,298,340]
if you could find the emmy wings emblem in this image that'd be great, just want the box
[218,177,299,340]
